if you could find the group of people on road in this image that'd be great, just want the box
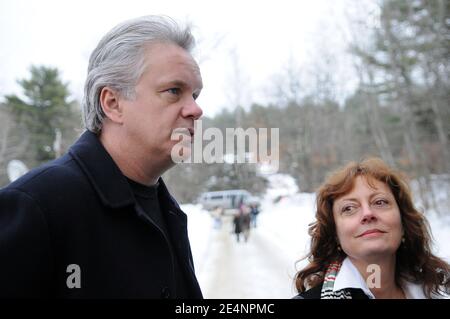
[210,201,260,243]
[232,202,260,243]
[232,203,252,243]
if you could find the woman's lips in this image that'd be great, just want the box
[357,229,386,237]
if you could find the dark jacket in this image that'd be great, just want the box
[0,131,203,298]
[294,283,369,299]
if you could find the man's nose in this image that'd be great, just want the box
[360,204,377,224]
[182,99,203,120]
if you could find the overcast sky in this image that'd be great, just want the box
[0,0,359,117]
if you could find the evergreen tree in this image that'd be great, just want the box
[4,65,81,167]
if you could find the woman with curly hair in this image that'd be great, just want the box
[294,158,449,299]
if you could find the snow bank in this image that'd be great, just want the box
[181,204,214,272]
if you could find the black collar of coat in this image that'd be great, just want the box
[68,130,184,216]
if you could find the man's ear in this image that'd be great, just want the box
[99,86,124,124]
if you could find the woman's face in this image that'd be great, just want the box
[332,176,403,263]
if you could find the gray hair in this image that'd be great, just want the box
[82,15,195,133]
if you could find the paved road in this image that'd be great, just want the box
[196,216,296,298]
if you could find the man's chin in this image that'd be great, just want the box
[170,144,192,163]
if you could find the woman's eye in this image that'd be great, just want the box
[341,206,355,214]
[374,199,388,206]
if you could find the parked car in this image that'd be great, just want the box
[197,189,259,211]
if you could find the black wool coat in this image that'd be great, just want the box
[0,131,203,298]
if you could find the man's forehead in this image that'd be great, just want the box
[161,78,203,91]
[143,43,202,84]
[145,42,198,65]
[156,65,203,88]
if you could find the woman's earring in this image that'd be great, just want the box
[401,236,405,244]
[337,244,342,252]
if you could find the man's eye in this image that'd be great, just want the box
[193,92,200,100]
[167,88,181,95]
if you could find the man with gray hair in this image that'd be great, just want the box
[0,16,203,298]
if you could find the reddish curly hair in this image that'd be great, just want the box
[295,157,450,298]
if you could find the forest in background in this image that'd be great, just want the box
[1,0,448,214]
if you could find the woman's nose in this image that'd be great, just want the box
[360,204,377,224]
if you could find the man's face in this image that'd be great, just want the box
[119,42,203,163]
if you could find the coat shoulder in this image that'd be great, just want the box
[1,153,95,222]
[2,154,89,200]
[6,155,79,188]
[293,283,323,299]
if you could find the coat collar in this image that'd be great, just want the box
[334,257,428,299]
[334,257,376,298]
[68,130,182,213]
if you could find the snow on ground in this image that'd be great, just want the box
[182,174,450,298]
[426,212,450,264]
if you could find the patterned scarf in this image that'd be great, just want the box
[320,261,352,299]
